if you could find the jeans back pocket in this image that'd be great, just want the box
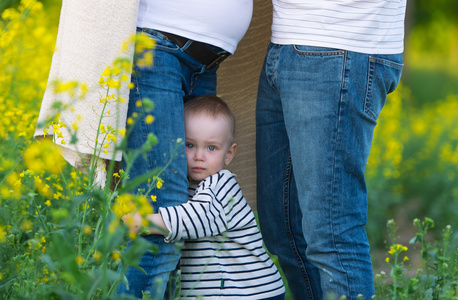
[364,55,404,120]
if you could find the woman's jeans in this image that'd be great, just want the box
[117,28,218,299]
[256,43,403,300]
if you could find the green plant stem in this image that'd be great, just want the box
[392,255,398,300]
[104,86,123,192]
[89,86,111,188]
[144,141,181,196]
[102,252,108,297]
[82,216,104,268]
[31,199,50,234]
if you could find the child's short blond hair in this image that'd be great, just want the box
[184,95,236,141]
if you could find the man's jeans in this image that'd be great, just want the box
[117,28,218,299]
[256,43,403,299]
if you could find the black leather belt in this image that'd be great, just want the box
[156,30,230,69]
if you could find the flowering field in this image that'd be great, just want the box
[0,2,167,298]
[1,1,457,299]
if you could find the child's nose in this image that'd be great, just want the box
[194,148,204,160]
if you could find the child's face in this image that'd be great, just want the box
[185,112,236,182]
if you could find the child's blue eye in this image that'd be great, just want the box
[186,143,194,149]
[208,146,216,151]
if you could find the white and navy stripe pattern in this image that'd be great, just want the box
[271,0,407,54]
[159,170,285,299]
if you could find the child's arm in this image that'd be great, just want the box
[121,212,169,236]
[146,213,168,235]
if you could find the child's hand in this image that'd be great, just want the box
[121,212,169,236]
[121,211,143,234]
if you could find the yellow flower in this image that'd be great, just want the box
[93,251,102,262]
[0,225,6,243]
[83,225,91,235]
[44,200,51,206]
[385,257,390,263]
[134,32,156,54]
[20,220,33,231]
[128,231,137,240]
[137,51,153,68]
[156,178,164,189]
[106,133,116,143]
[75,256,84,265]
[5,171,21,198]
[118,128,126,137]
[137,195,153,216]
[145,115,154,124]
[109,219,120,234]
[99,124,106,134]
[53,191,63,200]
[112,251,121,262]
[388,243,408,256]
[23,140,66,175]
[112,194,136,218]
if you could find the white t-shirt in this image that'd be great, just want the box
[137,0,253,54]
[271,0,407,54]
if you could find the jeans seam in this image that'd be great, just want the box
[364,58,377,120]
[369,56,404,70]
[341,51,348,90]
[292,45,345,57]
[284,153,315,300]
[266,44,282,91]
[189,73,199,96]
[333,56,352,297]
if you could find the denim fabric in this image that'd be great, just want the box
[117,236,182,299]
[256,43,403,300]
[117,28,218,299]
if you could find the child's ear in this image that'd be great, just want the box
[224,143,237,166]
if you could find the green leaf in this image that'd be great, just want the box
[83,269,120,299]
[424,288,433,300]
[120,237,158,275]
[48,232,86,285]
[119,167,161,194]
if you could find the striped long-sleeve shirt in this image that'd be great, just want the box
[159,170,285,299]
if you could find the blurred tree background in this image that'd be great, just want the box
[404,0,458,105]
[2,0,457,262]
[365,0,458,260]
